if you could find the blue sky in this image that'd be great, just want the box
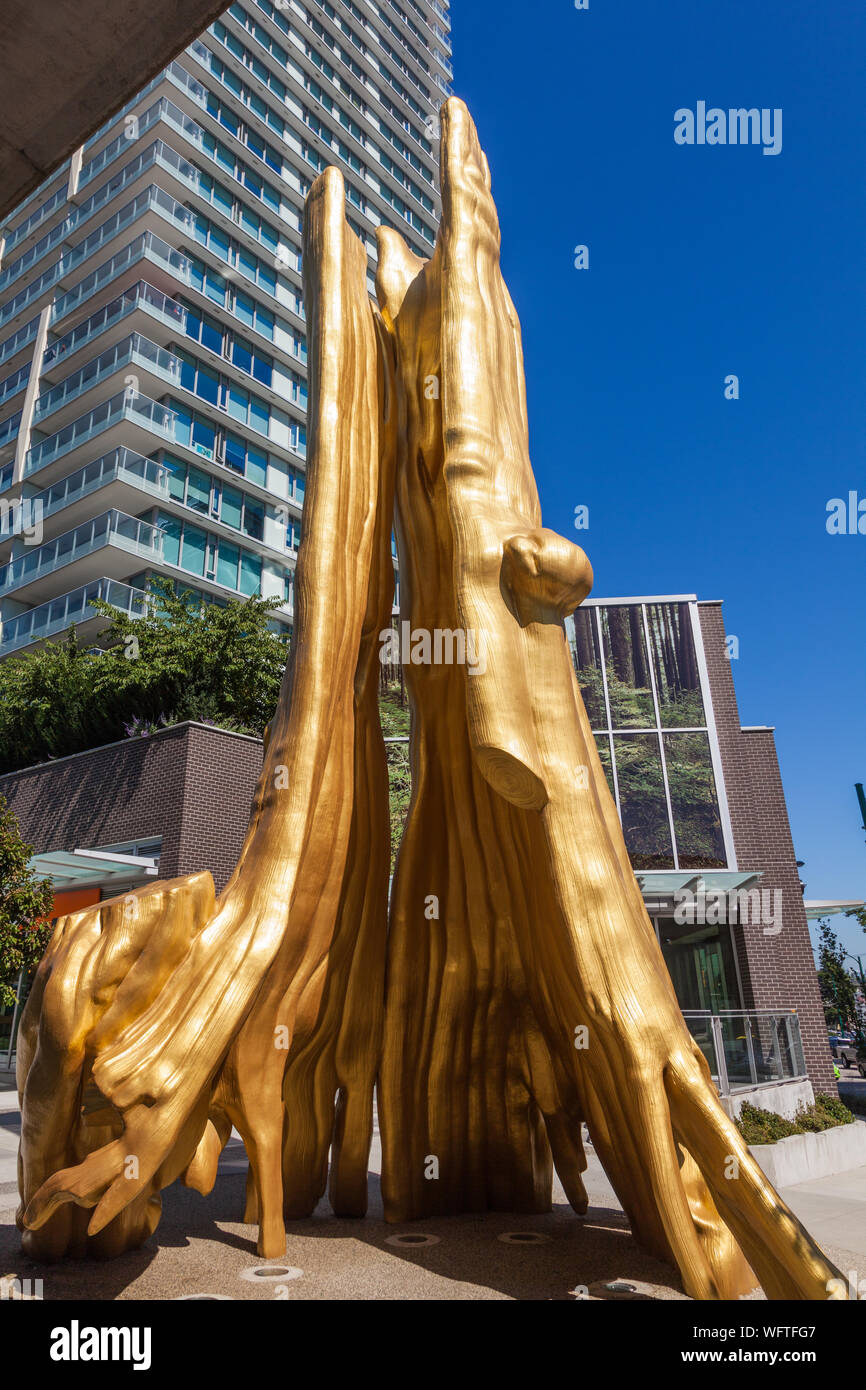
[449,0,866,963]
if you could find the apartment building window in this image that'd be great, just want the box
[156,509,263,595]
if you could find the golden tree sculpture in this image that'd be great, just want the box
[17,100,842,1301]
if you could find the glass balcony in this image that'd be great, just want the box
[0,576,151,655]
[0,259,63,332]
[0,144,175,297]
[2,184,68,258]
[0,449,169,543]
[77,96,170,193]
[81,69,166,154]
[682,1010,807,1095]
[23,390,177,479]
[0,187,176,332]
[0,411,22,450]
[33,333,182,425]
[0,508,165,597]
[0,315,42,372]
[42,280,186,372]
[50,230,192,325]
[0,363,30,410]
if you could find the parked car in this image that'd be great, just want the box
[837,1040,866,1076]
[828,1034,866,1073]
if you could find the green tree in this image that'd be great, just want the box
[0,797,55,1010]
[0,580,288,774]
[845,904,866,937]
[88,579,287,738]
[816,919,858,1032]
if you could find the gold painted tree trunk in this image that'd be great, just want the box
[17,166,392,1261]
[376,99,843,1302]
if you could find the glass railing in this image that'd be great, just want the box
[2,184,68,257]
[42,280,186,371]
[0,214,70,294]
[0,363,30,410]
[0,449,168,542]
[78,95,206,200]
[34,333,182,423]
[0,316,42,371]
[0,259,63,331]
[50,230,192,325]
[682,1011,807,1095]
[0,143,175,295]
[0,576,151,654]
[24,390,177,478]
[0,508,165,595]
[0,410,22,450]
[0,188,165,330]
[77,97,169,192]
[82,70,165,153]
[165,57,209,111]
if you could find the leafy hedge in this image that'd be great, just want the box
[736,1094,855,1144]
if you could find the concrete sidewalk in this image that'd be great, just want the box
[1,1081,863,1300]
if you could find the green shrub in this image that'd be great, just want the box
[812,1092,856,1126]
[736,1103,799,1144]
[736,1094,855,1144]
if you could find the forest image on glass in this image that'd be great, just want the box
[568,602,727,871]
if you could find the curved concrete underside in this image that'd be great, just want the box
[0,0,230,222]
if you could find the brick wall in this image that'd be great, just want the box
[0,722,263,894]
[698,603,836,1092]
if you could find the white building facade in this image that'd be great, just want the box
[0,0,451,655]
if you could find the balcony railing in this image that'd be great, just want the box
[0,449,169,543]
[0,315,42,372]
[0,508,165,597]
[34,333,182,424]
[0,362,30,410]
[0,576,151,655]
[683,1010,807,1096]
[42,280,186,373]
[50,229,192,326]
[23,390,177,478]
[0,410,23,450]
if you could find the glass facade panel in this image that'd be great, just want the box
[158,513,180,566]
[216,539,240,589]
[239,550,261,595]
[663,732,726,869]
[594,735,615,798]
[613,733,674,869]
[571,607,605,729]
[180,522,206,576]
[568,601,728,871]
[599,604,655,727]
[221,484,243,530]
[646,602,706,727]
[186,466,211,513]
[657,916,739,1012]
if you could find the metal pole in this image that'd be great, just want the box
[856,783,866,842]
[711,1014,729,1095]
